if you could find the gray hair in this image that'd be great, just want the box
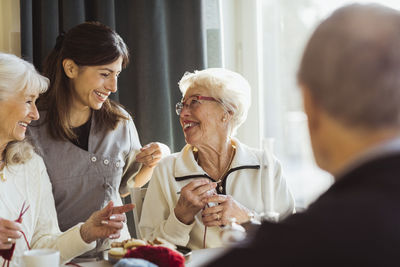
[298,4,400,129]
[0,53,49,165]
[178,68,251,136]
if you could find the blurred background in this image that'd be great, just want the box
[1,0,400,210]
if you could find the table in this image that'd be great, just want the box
[76,247,227,267]
[186,247,227,267]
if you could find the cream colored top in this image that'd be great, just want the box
[140,138,295,249]
[0,153,95,267]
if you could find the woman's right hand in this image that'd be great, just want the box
[0,218,22,250]
[174,179,217,225]
[80,201,134,244]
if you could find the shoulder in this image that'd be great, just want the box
[113,105,136,130]
[115,104,132,119]
[23,152,47,172]
[232,138,260,155]
[155,150,182,171]
[108,102,133,123]
[231,139,264,167]
[94,103,134,128]
[6,152,47,185]
[147,150,189,193]
[235,139,281,166]
[152,146,190,177]
[237,140,263,157]
[93,105,135,134]
[8,151,43,168]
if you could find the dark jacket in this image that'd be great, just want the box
[207,154,400,266]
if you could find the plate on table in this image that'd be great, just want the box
[104,245,192,264]
[103,250,122,264]
[176,245,192,262]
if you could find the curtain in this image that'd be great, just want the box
[20,0,208,152]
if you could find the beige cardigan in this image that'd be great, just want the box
[0,153,95,267]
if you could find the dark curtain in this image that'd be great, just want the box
[20,0,207,152]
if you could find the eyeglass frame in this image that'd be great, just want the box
[175,95,219,115]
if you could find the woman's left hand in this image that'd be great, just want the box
[201,195,251,227]
[80,201,134,243]
[136,142,169,168]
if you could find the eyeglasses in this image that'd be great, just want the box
[175,95,219,115]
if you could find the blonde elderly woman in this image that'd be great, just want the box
[0,53,133,267]
[139,68,295,249]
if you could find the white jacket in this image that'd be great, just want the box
[0,153,95,267]
[139,139,295,249]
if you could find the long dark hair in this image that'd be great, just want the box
[39,21,130,140]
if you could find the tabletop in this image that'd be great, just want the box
[74,247,227,267]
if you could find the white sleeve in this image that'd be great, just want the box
[30,157,95,264]
[138,163,195,246]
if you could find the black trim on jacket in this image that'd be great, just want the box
[175,165,260,194]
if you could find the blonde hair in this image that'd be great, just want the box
[0,53,49,165]
[178,68,251,136]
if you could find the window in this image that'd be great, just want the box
[204,0,223,68]
[220,0,400,209]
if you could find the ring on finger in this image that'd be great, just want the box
[151,154,154,160]
[7,237,12,243]
[217,213,220,221]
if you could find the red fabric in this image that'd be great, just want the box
[0,217,22,263]
[0,202,30,267]
[124,245,185,267]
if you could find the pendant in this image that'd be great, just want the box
[219,185,223,192]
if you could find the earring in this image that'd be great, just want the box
[222,116,227,122]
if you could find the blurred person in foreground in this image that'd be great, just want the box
[0,53,133,267]
[208,3,400,266]
[139,68,295,249]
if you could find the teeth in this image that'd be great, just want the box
[184,123,193,129]
[95,91,108,98]
[18,122,28,127]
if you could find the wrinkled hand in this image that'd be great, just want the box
[0,218,22,250]
[174,179,217,225]
[80,201,134,243]
[136,142,166,168]
[201,195,251,227]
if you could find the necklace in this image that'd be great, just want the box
[197,142,236,249]
[194,142,236,193]
[216,144,236,193]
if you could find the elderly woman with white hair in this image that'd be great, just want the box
[0,53,133,267]
[139,68,295,249]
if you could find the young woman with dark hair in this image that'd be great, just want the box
[28,22,169,258]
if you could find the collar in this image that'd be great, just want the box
[336,136,400,179]
[174,138,260,179]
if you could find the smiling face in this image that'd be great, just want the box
[0,88,39,145]
[179,86,230,148]
[68,57,123,111]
